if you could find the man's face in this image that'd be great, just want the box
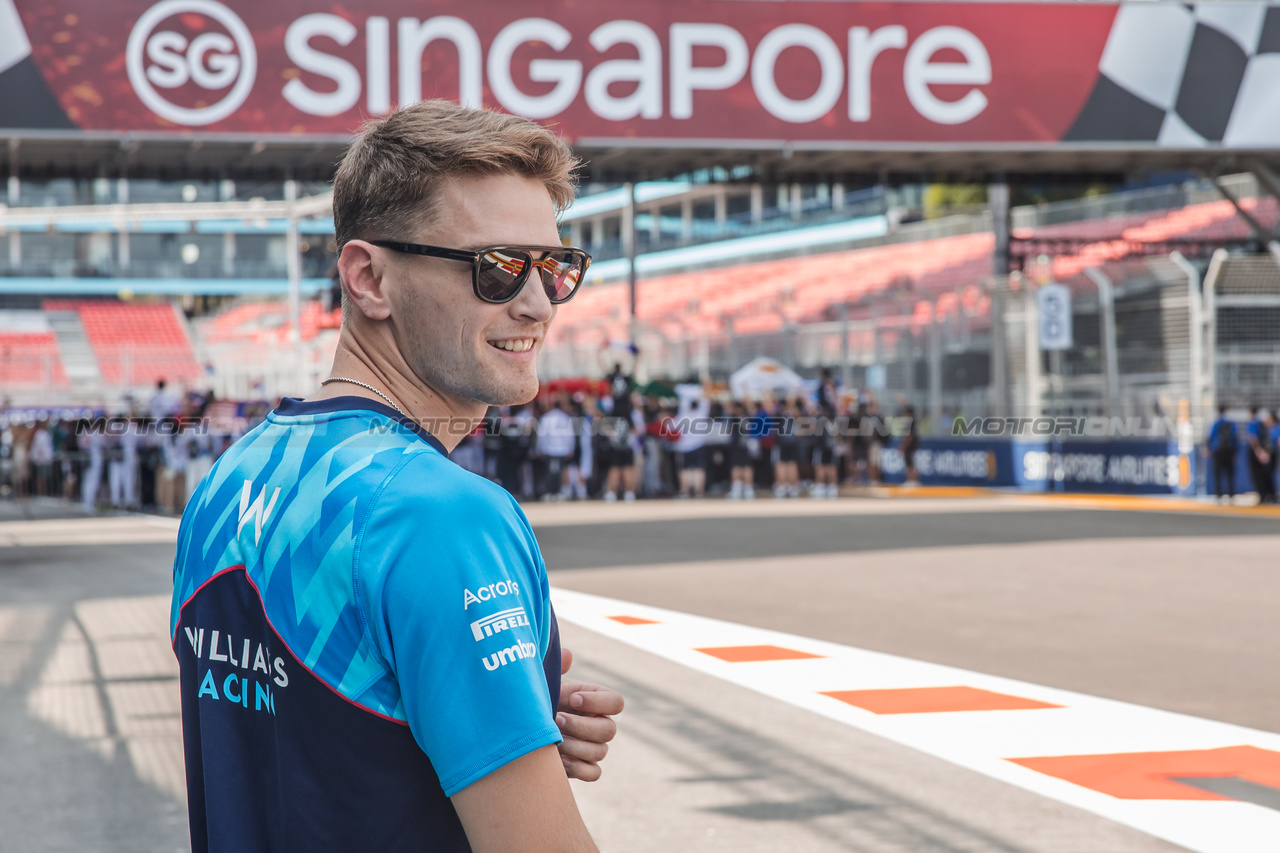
[384,173,562,412]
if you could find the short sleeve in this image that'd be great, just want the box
[355,453,561,796]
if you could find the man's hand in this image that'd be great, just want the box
[557,647,624,782]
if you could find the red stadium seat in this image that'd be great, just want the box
[44,300,199,386]
[0,332,68,387]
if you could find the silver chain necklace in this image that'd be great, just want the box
[320,377,405,416]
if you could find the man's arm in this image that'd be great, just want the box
[557,648,624,782]
[452,744,597,853]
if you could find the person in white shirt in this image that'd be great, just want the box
[535,395,576,500]
[568,397,593,500]
[674,383,711,499]
[149,380,180,420]
[109,416,139,509]
[80,420,105,513]
[29,419,54,496]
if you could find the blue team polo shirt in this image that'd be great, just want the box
[171,397,562,852]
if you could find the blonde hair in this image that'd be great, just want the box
[333,100,580,253]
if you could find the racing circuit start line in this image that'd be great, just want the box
[550,588,1280,853]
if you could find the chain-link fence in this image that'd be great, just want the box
[196,334,337,402]
[540,250,1280,438]
[1209,251,1280,411]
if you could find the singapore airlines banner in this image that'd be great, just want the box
[2,0,1279,148]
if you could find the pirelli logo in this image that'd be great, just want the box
[470,607,530,642]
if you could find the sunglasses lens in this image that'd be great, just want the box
[536,251,586,304]
[476,249,530,302]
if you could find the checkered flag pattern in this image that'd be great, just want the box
[0,0,72,128]
[1066,2,1280,146]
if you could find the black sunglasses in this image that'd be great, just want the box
[369,240,591,305]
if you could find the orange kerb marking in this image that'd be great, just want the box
[607,615,660,626]
[1009,745,1280,800]
[696,644,823,663]
[820,686,1062,714]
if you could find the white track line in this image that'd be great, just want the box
[551,587,1280,853]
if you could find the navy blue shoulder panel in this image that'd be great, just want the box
[273,396,450,457]
[177,568,470,853]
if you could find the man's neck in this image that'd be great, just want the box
[309,329,483,452]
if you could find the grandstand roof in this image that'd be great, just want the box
[8,131,1277,183]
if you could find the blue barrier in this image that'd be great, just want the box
[880,438,1198,495]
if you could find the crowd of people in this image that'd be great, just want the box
[1206,404,1280,504]
[0,381,263,514]
[451,367,916,503]
[6,377,1278,514]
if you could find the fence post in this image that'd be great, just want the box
[838,303,851,389]
[871,306,883,399]
[285,179,301,346]
[1202,249,1227,412]
[725,315,737,373]
[1083,266,1119,417]
[1169,252,1204,418]
[901,320,915,405]
[698,330,710,383]
[624,181,637,349]
[989,284,1007,418]
[1024,286,1042,420]
[929,301,942,431]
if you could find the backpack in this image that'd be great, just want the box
[1212,420,1237,453]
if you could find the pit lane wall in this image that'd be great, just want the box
[878,438,1203,496]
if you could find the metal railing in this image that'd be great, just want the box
[539,250,1280,439]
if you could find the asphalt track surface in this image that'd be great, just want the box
[1,494,1277,852]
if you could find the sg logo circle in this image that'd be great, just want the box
[126,0,257,126]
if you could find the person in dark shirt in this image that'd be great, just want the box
[1246,405,1276,503]
[771,397,803,498]
[899,404,920,486]
[1207,405,1239,502]
[727,401,757,499]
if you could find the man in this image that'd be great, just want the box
[150,379,180,419]
[1246,405,1276,504]
[898,404,920,486]
[1207,404,1238,502]
[601,396,641,502]
[535,393,576,500]
[171,101,620,853]
[674,382,710,499]
[1270,411,1280,498]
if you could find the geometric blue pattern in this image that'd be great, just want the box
[172,398,436,718]
[172,395,562,796]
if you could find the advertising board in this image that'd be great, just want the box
[4,0,1278,151]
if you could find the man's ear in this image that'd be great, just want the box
[337,240,392,321]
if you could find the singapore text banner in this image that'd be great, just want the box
[4,0,1279,149]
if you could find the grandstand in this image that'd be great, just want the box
[1,169,1277,418]
[541,173,1279,419]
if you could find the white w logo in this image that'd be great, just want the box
[237,480,281,546]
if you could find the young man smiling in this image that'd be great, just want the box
[171,101,619,853]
